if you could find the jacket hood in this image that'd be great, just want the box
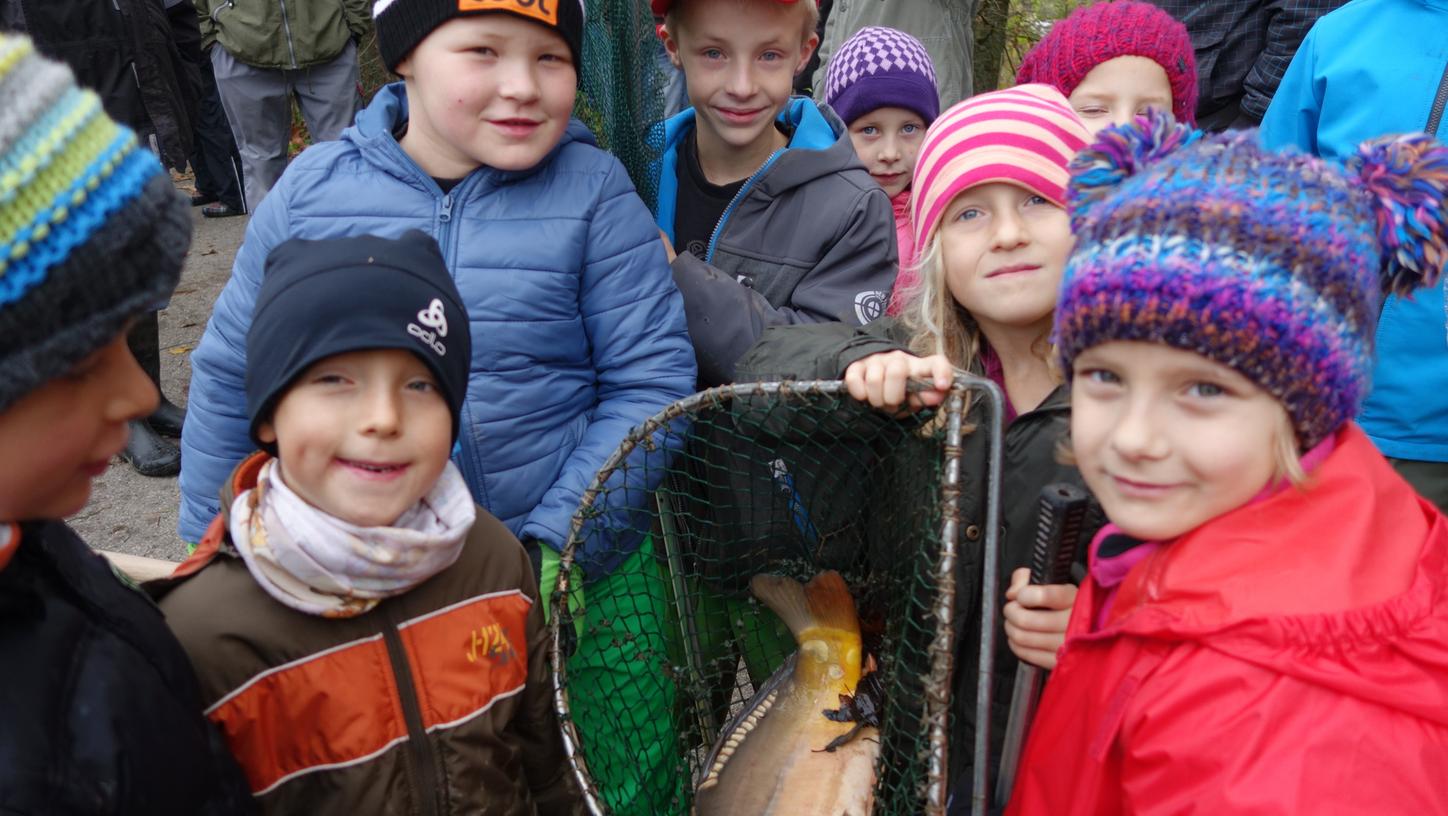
[345,83,597,187]
[1100,424,1448,725]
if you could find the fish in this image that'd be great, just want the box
[694,570,881,816]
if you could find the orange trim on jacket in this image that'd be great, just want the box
[150,453,582,815]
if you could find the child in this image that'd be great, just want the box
[0,35,252,813]
[734,84,1093,803]
[654,0,899,386]
[1007,113,1448,813]
[1016,0,1197,135]
[1262,0,1448,513]
[179,0,695,564]
[152,232,582,813]
[822,25,939,312]
[178,9,695,808]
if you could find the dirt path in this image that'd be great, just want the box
[71,188,248,561]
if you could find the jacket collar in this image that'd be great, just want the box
[1105,424,1444,633]
[170,451,271,580]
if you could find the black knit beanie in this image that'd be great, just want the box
[0,35,190,413]
[246,231,472,452]
[373,0,586,73]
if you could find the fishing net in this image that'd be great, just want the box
[549,378,1005,816]
[575,0,667,212]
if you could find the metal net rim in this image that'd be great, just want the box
[546,375,1006,816]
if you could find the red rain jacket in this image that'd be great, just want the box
[1007,424,1448,815]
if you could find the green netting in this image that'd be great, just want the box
[576,0,667,212]
[548,379,1004,815]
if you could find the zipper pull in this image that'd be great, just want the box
[439,194,453,224]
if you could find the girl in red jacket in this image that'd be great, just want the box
[1007,111,1448,814]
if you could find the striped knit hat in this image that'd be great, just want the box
[1016,0,1196,126]
[0,35,189,412]
[823,26,939,128]
[911,84,1090,254]
[1056,111,1448,448]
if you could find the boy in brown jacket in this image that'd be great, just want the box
[152,232,581,814]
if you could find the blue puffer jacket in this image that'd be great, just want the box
[1260,0,1448,461]
[180,84,697,574]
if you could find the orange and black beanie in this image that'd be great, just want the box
[374,0,586,72]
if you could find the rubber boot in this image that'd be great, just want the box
[121,313,182,477]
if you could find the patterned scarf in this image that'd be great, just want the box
[230,459,475,618]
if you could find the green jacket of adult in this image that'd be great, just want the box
[196,0,369,70]
[737,316,1093,792]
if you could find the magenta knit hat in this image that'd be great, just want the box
[1016,1,1197,126]
[910,84,1091,253]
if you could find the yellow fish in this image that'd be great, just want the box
[694,571,880,816]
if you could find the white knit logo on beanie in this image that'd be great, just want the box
[408,298,448,356]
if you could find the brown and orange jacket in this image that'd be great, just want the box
[149,453,584,815]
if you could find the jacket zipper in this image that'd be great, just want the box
[277,0,299,69]
[382,618,446,816]
[704,147,785,263]
[1427,57,1448,135]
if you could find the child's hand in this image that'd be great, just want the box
[843,351,953,415]
[1003,567,1077,670]
[659,228,677,262]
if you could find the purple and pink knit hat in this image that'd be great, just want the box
[910,84,1091,254]
[1055,111,1448,448]
[1016,0,1197,126]
[823,26,939,128]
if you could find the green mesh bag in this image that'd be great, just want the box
[575,0,667,212]
[548,378,1006,816]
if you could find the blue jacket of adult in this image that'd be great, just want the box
[180,83,697,576]
[1260,0,1448,462]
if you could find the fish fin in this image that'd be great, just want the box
[750,570,858,640]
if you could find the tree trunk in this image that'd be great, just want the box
[973,0,1012,94]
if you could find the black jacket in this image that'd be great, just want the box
[737,318,1096,798]
[0,521,255,815]
[1,0,198,170]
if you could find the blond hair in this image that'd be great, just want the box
[664,0,820,47]
[898,232,1054,372]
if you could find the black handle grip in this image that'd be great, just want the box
[1029,483,1091,586]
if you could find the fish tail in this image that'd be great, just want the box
[750,571,859,641]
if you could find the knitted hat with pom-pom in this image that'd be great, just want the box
[1016,0,1197,126]
[1055,110,1448,449]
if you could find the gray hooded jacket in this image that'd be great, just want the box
[655,98,898,386]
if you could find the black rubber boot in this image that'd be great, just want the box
[122,313,181,477]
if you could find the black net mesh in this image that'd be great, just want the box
[549,380,1002,815]
[575,0,667,212]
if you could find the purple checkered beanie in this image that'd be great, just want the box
[824,26,939,127]
[1055,111,1448,449]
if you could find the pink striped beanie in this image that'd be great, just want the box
[911,84,1090,252]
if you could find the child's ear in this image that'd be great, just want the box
[394,54,414,80]
[660,26,683,68]
[256,420,277,446]
[795,32,820,77]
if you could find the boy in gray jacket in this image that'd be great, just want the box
[654,0,898,386]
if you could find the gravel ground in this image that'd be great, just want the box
[70,186,248,562]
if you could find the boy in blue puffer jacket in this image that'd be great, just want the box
[180,3,697,809]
